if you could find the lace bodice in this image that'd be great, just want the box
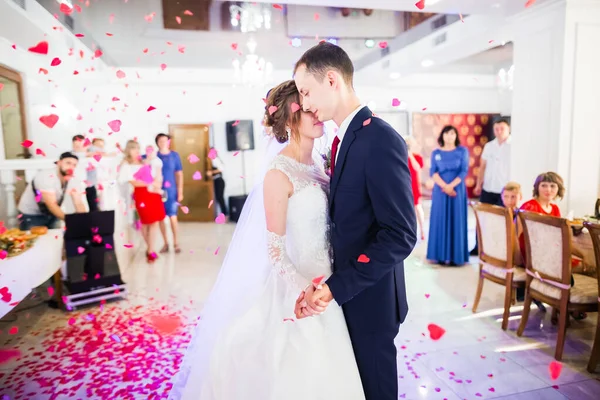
[266,155,332,294]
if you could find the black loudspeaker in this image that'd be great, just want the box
[228,195,248,223]
[226,120,255,151]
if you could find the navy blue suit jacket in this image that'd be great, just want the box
[326,106,417,333]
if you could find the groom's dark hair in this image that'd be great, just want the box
[294,42,354,87]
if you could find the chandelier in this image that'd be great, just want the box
[232,38,273,87]
[229,2,272,33]
[497,65,514,92]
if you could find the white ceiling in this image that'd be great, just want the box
[39,0,532,79]
[216,0,526,15]
[429,42,513,74]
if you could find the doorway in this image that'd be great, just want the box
[168,124,215,222]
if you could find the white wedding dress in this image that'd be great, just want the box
[169,154,365,400]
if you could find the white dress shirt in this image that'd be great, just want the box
[481,136,512,193]
[334,105,365,163]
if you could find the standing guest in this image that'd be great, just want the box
[427,125,469,266]
[117,140,166,263]
[17,152,87,230]
[155,133,184,254]
[471,118,512,255]
[71,134,98,212]
[405,136,425,241]
[207,147,228,218]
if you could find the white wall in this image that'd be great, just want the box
[509,0,600,215]
[0,0,108,161]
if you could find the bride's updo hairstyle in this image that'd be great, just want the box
[263,80,302,144]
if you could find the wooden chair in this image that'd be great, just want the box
[584,221,600,373]
[517,211,598,360]
[471,202,526,330]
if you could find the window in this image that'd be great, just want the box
[0,65,29,160]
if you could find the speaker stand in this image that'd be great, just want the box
[241,149,247,195]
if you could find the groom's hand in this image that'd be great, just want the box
[305,283,333,314]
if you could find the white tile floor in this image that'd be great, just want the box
[1,218,599,399]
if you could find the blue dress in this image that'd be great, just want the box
[426,146,469,265]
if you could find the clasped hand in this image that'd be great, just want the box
[294,282,333,319]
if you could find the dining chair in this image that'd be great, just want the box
[517,211,598,360]
[584,221,600,373]
[471,202,526,330]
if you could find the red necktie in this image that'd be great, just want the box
[330,136,341,176]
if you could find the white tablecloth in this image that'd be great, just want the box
[0,229,63,319]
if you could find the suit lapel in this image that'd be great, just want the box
[329,106,373,208]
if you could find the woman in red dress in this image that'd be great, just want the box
[406,136,425,240]
[118,140,166,263]
[517,172,585,319]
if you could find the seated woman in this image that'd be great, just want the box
[517,172,584,319]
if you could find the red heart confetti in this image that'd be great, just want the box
[188,153,200,164]
[107,119,122,132]
[0,83,3,91]
[0,286,12,302]
[184,10,193,16]
[549,361,562,380]
[39,114,59,128]
[363,118,372,126]
[181,206,189,214]
[379,41,388,49]
[59,2,72,14]
[9,326,18,335]
[94,49,103,58]
[268,105,278,115]
[147,105,156,112]
[525,0,537,7]
[160,63,167,71]
[176,16,182,24]
[21,140,33,148]
[312,275,325,287]
[392,98,401,107]
[192,171,202,180]
[51,57,62,66]
[0,348,21,364]
[215,213,226,224]
[427,323,446,340]
[415,0,425,10]
[357,254,370,263]
[28,41,49,55]
[116,70,126,79]
[291,102,301,113]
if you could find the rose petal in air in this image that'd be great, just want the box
[215,213,226,224]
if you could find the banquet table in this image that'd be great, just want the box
[0,229,64,319]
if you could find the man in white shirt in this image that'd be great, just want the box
[18,152,87,230]
[471,118,512,254]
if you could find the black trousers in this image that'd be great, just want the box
[472,190,503,253]
[214,178,228,216]
[86,186,99,212]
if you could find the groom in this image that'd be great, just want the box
[293,42,417,400]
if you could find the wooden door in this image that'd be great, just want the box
[169,124,214,222]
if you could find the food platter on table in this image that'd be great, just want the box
[0,226,47,258]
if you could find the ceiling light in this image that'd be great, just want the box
[421,59,434,68]
[365,39,375,48]
[327,38,338,45]
[390,72,401,80]
[291,38,302,48]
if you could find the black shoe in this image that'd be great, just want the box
[469,248,479,256]
[532,299,546,312]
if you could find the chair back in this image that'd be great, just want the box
[471,202,514,269]
[518,210,571,287]
[583,221,600,299]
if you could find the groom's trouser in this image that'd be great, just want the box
[347,325,400,400]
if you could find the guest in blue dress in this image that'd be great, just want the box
[426,125,469,266]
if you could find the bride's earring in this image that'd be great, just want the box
[286,127,291,137]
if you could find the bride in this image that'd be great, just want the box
[168,80,364,400]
